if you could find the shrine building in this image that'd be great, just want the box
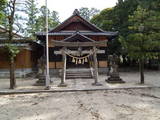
[36,9,118,84]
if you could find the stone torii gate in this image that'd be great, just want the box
[52,33,107,87]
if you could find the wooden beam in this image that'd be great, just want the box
[52,40,107,47]
[54,49,105,55]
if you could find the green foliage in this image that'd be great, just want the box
[35,6,59,32]
[91,0,160,56]
[24,0,38,37]
[4,44,20,61]
[90,0,139,55]
[91,8,114,31]
[1,0,25,35]
[1,0,60,37]
[91,8,123,55]
[120,5,160,60]
[24,2,60,37]
[0,0,6,22]
[119,4,160,83]
[91,0,139,33]
[78,7,100,21]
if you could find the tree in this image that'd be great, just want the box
[91,0,139,35]
[7,0,17,89]
[1,0,25,34]
[90,0,160,65]
[90,0,139,56]
[120,6,160,84]
[35,6,59,32]
[91,8,122,55]
[4,44,20,89]
[24,0,38,37]
[78,7,100,21]
[2,0,21,89]
[49,10,60,29]
[91,8,114,31]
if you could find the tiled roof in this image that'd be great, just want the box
[49,9,104,33]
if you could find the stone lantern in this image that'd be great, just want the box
[106,54,125,83]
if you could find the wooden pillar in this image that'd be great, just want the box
[92,46,102,86]
[58,47,67,87]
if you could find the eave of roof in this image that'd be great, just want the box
[0,38,32,41]
[52,40,108,47]
[0,25,23,38]
[0,43,29,47]
[36,31,118,37]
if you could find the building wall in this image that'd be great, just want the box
[0,49,32,69]
[0,49,34,77]
[49,62,63,69]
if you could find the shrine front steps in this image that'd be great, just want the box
[66,73,93,79]
[63,68,93,79]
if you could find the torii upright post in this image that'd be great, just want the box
[92,46,102,86]
[58,47,67,87]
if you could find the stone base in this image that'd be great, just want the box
[0,68,32,78]
[106,76,125,84]
[92,82,103,86]
[34,74,45,86]
[58,83,67,87]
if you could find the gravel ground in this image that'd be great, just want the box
[0,88,160,120]
[0,71,160,90]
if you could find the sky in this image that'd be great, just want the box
[38,0,118,22]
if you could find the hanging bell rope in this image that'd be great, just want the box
[72,57,75,63]
[65,51,92,64]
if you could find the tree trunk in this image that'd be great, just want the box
[10,58,16,89]
[139,58,144,84]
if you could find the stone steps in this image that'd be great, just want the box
[66,75,93,79]
[65,68,93,79]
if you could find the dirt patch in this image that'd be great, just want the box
[0,88,160,120]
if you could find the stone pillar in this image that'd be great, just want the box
[58,47,67,87]
[92,46,102,86]
[34,56,46,86]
